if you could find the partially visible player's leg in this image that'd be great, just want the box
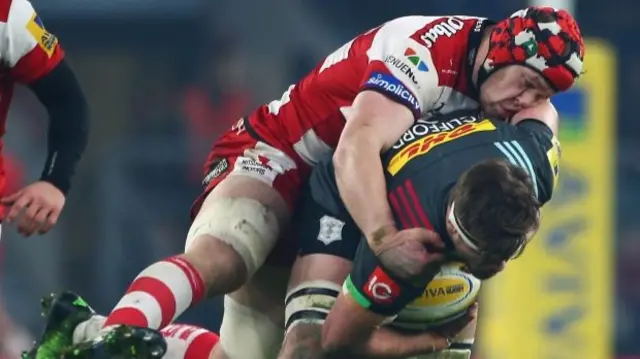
[278,254,353,359]
[24,291,220,359]
[102,174,289,332]
[33,138,300,358]
[160,323,219,359]
[96,135,298,333]
[273,185,361,359]
[22,291,164,359]
[212,264,290,359]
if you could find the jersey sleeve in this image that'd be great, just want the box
[514,120,560,205]
[1,0,64,83]
[359,20,440,119]
[345,239,427,316]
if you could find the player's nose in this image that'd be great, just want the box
[515,90,542,109]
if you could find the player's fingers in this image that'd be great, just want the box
[0,189,24,205]
[404,228,445,249]
[44,209,61,231]
[423,333,451,352]
[468,302,479,319]
[420,252,447,277]
[440,302,478,337]
[37,209,57,234]
[18,204,42,237]
[5,195,32,224]
[33,208,52,235]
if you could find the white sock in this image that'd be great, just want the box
[72,315,107,344]
[163,337,190,359]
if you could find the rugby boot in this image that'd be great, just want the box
[22,291,96,359]
[59,325,167,359]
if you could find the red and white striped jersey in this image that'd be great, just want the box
[0,0,64,194]
[244,15,491,168]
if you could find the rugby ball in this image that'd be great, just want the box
[391,262,481,331]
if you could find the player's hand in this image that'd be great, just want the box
[433,302,478,342]
[1,181,66,237]
[421,302,479,352]
[374,227,446,284]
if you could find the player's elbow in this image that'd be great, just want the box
[511,100,559,136]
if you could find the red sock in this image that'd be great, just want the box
[103,256,205,329]
[161,324,219,359]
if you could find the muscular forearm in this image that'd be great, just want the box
[333,130,396,249]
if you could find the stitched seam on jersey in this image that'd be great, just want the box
[242,117,269,144]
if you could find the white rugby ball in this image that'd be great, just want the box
[391,262,481,331]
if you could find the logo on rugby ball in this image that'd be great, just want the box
[410,275,472,307]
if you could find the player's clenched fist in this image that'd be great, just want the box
[1,181,65,237]
[372,227,446,284]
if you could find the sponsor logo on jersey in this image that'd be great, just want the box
[392,114,479,150]
[231,157,278,185]
[546,136,562,191]
[409,276,471,307]
[364,72,420,112]
[404,48,429,72]
[363,266,401,304]
[202,158,229,186]
[473,18,486,33]
[317,215,345,245]
[26,14,58,58]
[387,119,496,175]
[420,17,465,48]
[384,55,419,85]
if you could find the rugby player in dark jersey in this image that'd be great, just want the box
[24,105,559,359]
[279,103,560,359]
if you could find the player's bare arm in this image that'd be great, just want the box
[358,303,477,358]
[335,91,445,279]
[319,292,476,358]
[334,90,413,247]
[319,234,447,356]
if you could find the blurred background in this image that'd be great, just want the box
[0,0,636,358]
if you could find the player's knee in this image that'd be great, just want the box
[185,197,280,290]
[182,239,247,294]
[219,296,283,359]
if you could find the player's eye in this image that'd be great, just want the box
[524,79,536,89]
